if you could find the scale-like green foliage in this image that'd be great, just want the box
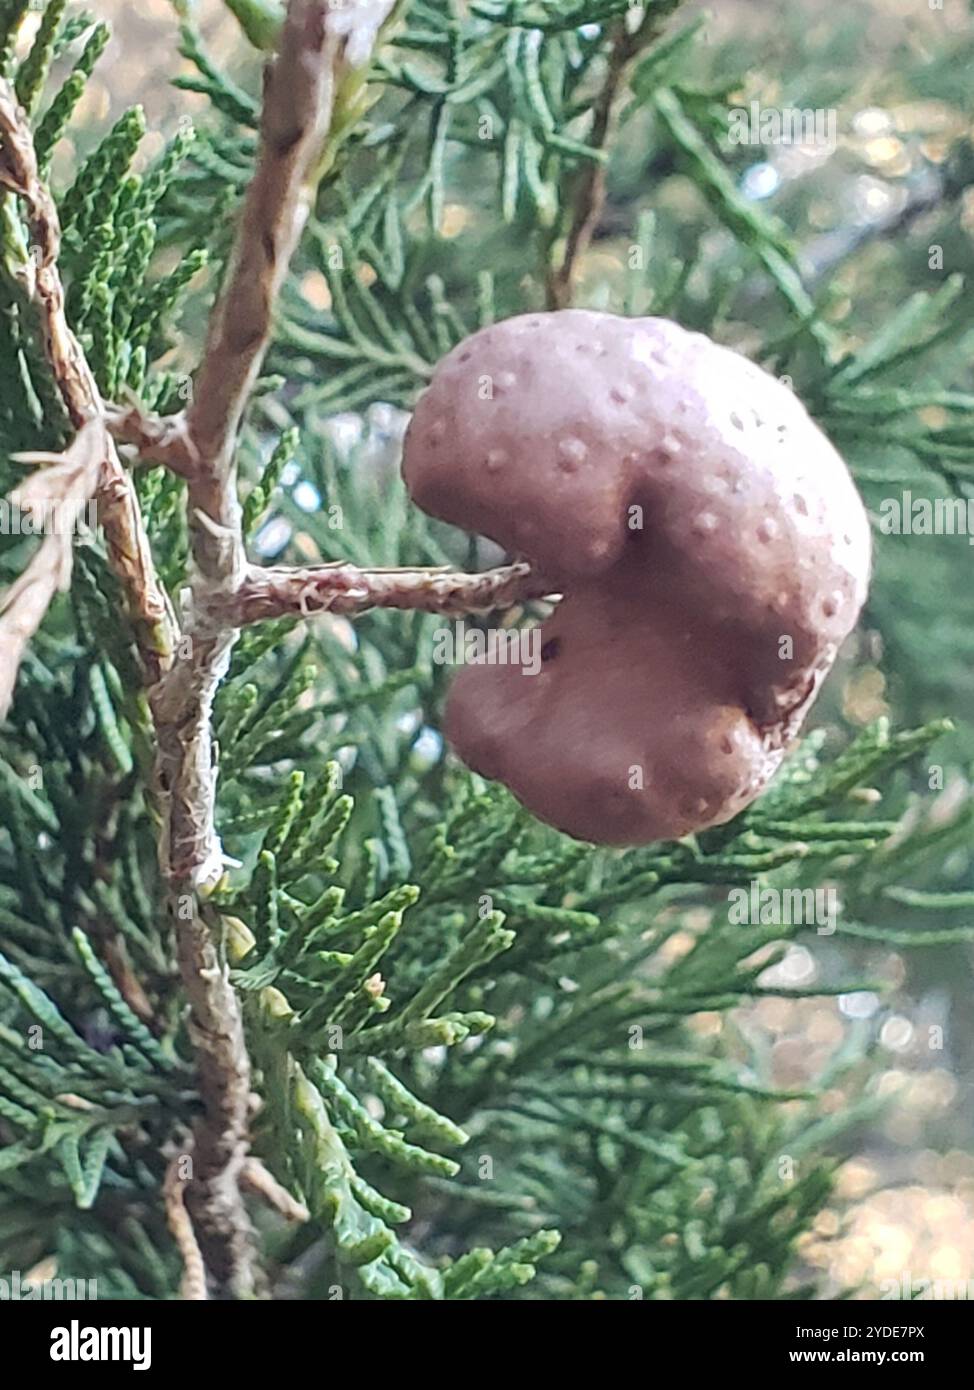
[0,0,971,1300]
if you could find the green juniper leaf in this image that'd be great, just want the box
[1,0,970,1308]
[14,0,67,114]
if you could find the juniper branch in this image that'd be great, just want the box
[214,559,552,625]
[240,1156,310,1221]
[185,0,342,563]
[545,4,675,309]
[0,425,102,715]
[164,1151,209,1301]
[147,0,389,1299]
[105,400,199,476]
[0,77,178,710]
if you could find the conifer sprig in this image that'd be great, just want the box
[0,79,177,713]
[1,0,970,1305]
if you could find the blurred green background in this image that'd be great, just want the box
[53,0,974,1295]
